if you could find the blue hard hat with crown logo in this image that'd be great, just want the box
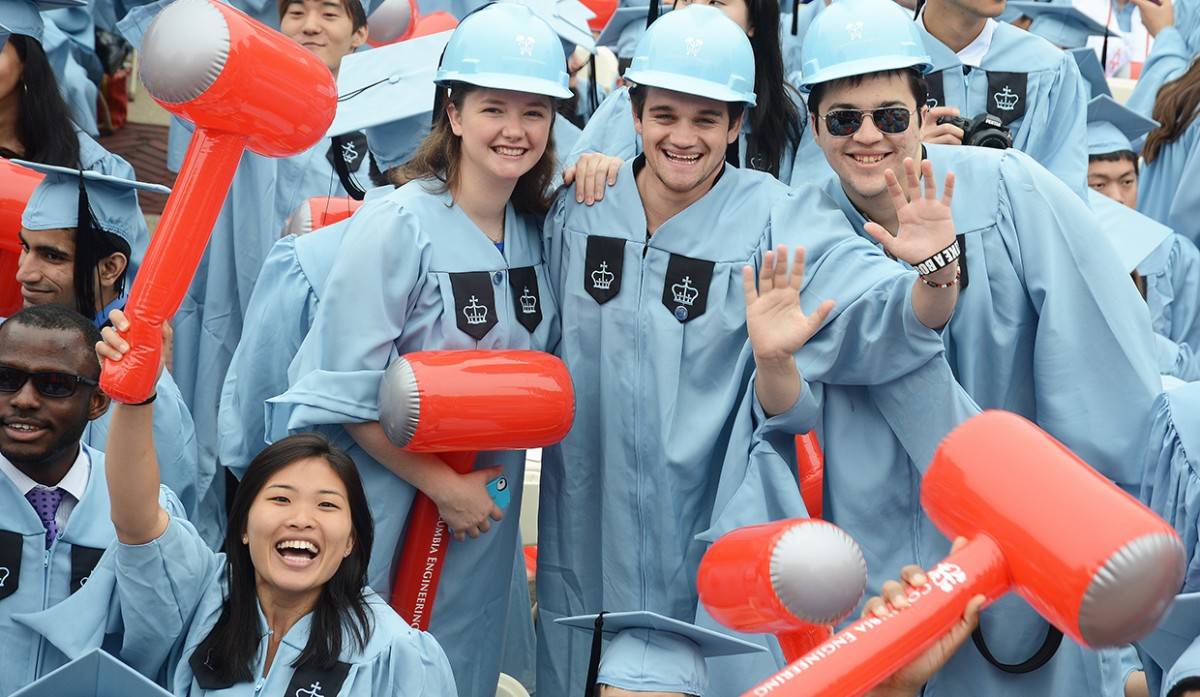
[798,0,932,94]
[435,2,573,99]
[623,4,756,106]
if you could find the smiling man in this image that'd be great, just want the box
[802,1,1159,694]
[535,5,976,695]
[0,304,182,695]
[14,162,207,542]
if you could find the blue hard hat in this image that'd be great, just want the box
[798,0,932,94]
[623,4,756,106]
[435,2,573,99]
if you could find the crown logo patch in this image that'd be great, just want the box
[993,86,1019,112]
[519,286,537,314]
[296,682,324,697]
[846,21,864,40]
[685,37,703,57]
[671,276,699,306]
[463,295,488,325]
[340,140,359,164]
[516,34,536,56]
[591,261,614,290]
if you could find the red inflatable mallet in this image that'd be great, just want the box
[699,518,867,661]
[377,350,574,628]
[281,196,363,237]
[0,160,44,316]
[100,0,337,403]
[745,411,1185,697]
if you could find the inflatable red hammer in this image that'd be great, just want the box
[745,411,1185,697]
[378,350,574,628]
[0,160,44,316]
[281,197,363,237]
[100,0,336,403]
[699,519,867,661]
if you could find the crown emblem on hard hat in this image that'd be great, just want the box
[463,296,488,325]
[846,21,864,40]
[993,86,1019,112]
[671,276,699,306]
[519,287,537,314]
[591,262,614,290]
[685,37,704,57]
[515,34,536,56]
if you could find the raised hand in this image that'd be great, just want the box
[743,245,836,362]
[864,158,957,267]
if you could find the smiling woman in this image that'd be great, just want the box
[48,310,461,696]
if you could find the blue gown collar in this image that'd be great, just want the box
[93,295,126,329]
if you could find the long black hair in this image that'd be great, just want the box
[742,0,805,177]
[193,434,375,684]
[0,35,81,167]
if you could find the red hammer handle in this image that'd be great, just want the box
[100,130,245,403]
[744,535,1010,697]
[390,451,477,628]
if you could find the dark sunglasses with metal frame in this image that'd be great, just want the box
[820,107,914,137]
[0,366,99,398]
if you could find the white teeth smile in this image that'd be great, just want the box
[493,146,527,157]
[852,154,886,165]
[7,424,39,432]
[276,540,319,556]
[665,151,701,163]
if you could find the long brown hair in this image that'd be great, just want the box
[397,83,558,215]
[1143,58,1200,163]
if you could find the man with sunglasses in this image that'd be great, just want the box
[536,5,985,695]
[0,304,184,695]
[797,1,1159,694]
[13,162,211,545]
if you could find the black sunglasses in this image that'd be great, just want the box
[821,107,914,137]
[0,366,99,398]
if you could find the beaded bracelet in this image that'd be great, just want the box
[921,266,961,289]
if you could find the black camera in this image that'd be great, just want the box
[936,113,1013,150]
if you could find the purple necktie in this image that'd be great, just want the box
[25,488,65,549]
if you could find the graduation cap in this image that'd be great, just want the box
[597,4,648,60]
[1087,94,1158,155]
[15,159,165,307]
[0,0,86,43]
[508,0,597,55]
[557,610,766,695]
[10,648,173,697]
[1137,592,1200,677]
[1070,47,1111,99]
[326,31,451,191]
[1087,189,1172,272]
[1006,1,1115,48]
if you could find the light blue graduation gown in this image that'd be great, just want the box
[1141,234,1200,381]
[822,144,1159,695]
[220,216,539,694]
[0,445,184,697]
[562,86,816,186]
[1139,118,1200,248]
[17,517,458,696]
[535,158,955,695]
[917,22,1090,197]
[830,144,1160,489]
[779,1,825,83]
[267,180,558,697]
[1137,382,1200,695]
[1126,9,1200,119]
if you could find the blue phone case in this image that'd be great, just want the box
[487,475,511,510]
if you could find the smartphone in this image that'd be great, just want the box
[487,475,511,511]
